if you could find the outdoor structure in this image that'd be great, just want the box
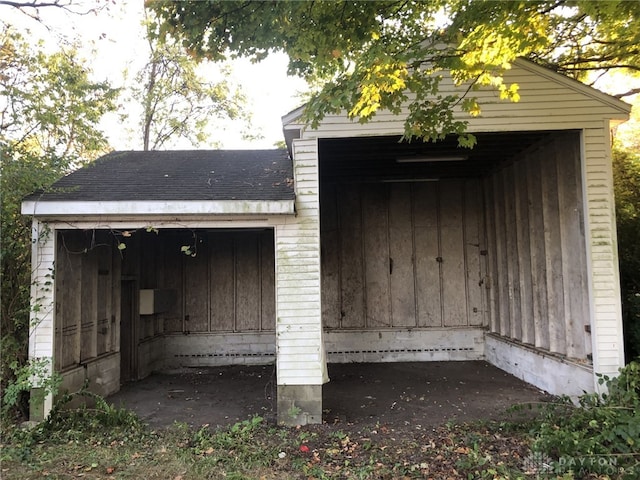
[23,59,630,425]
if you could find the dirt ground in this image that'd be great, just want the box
[107,361,551,430]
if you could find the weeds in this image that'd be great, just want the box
[2,367,640,480]
[532,361,640,478]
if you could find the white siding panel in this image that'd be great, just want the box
[29,220,56,362]
[291,62,627,141]
[275,138,326,386]
[582,126,625,378]
[28,220,56,423]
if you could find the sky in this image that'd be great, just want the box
[4,0,309,150]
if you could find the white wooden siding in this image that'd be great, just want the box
[28,220,57,414]
[275,138,326,385]
[286,60,628,139]
[583,125,625,379]
[29,220,56,363]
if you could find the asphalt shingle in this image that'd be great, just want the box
[25,150,295,202]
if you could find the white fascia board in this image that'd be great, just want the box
[281,104,307,126]
[21,199,295,217]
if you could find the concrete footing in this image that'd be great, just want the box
[485,333,594,398]
[277,385,323,426]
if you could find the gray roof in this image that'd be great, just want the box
[26,150,295,202]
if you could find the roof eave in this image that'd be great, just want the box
[21,199,296,218]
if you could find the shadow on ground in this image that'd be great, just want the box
[107,361,551,429]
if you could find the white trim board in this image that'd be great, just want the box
[21,199,295,217]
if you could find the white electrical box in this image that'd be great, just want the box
[139,289,175,315]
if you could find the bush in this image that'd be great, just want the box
[533,361,640,477]
[613,147,640,361]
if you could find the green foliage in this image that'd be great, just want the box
[35,388,145,443]
[613,118,640,361]
[1,384,145,463]
[0,26,117,421]
[133,20,250,150]
[187,416,288,477]
[148,1,639,143]
[1,358,61,421]
[533,361,640,476]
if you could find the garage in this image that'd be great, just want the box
[24,59,629,424]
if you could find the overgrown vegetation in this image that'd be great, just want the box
[532,361,640,478]
[613,128,640,361]
[1,362,638,479]
[0,26,117,421]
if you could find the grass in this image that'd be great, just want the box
[1,387,638,480]
[0,411,551,479]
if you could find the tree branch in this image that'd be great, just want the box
[613,87,640,99]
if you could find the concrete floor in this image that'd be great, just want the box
[107,361,552,429]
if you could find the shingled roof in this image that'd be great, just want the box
[25,150,295,202]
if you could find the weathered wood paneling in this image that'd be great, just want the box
[464,180,485,326]
[55,231,120,370]
[96,241,114,356]
[525,154,550,350]
[260,230,276,331]
[513,160,534,344]
[210,232,235,331]
[503,166,522,341]
[320,179,486,330]
[492,172,510,337]
[484,131,590,362]
[183,236,209,333]
[414,182,442,327]
[362,184,391,328]
[541,142,566,355]
[236,234,261,331]
[339,185,366,328]
[440,180,467,327]
[389,184,416,327]
[59,234,83,369]
[320,183,341,329]
[159,233,185,333]
[556,135,589,359]
[143,230,278,334]
[483,177,500,333]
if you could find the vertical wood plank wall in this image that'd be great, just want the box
[131,230,276,335]
[320,179,487,329]
[55,230,120,371]
[484,131,591,361]
[53,228,276,375]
